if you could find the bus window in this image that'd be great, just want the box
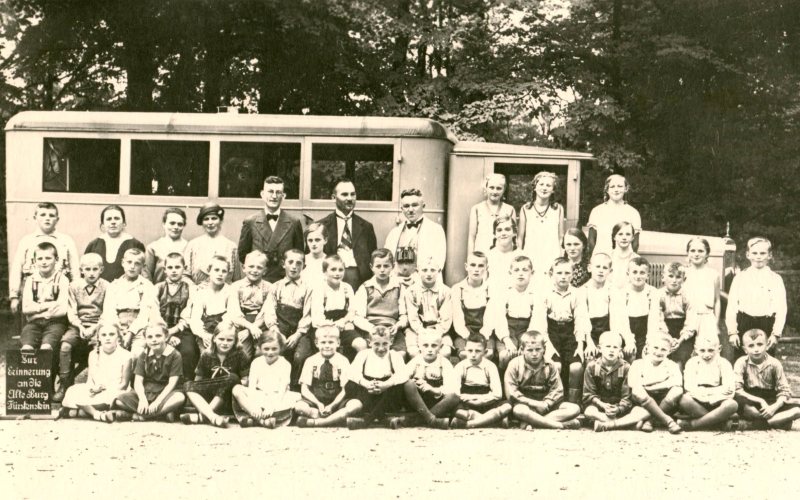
[494,163,568,212]
[43,138,121,194]
[310,143,393,200]
[130,140,209,196]
[219,142,300,199]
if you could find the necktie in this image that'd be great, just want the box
[341,220,352,249]
[320,359,334,381]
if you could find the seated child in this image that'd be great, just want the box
[114,322,186,421]
[490,255,537,374]
[584,331,649,432]
[181,323,249,428]
[20,242,70,353]
[232,332,300,428]
[56,252,109,402]
[156,252,196,379]
[451,334,511,429]
[734,328,800,430]
[450,251,493,364]
[343,326,408,430]
[617,257,658,359]
[311,255,358,358]
[294,325,360,427]
[189,256,237,353]
[101,248,160,356]
[404,256,453,361]
[263,249,313,389]
[653,262,696,369]
[353,249,408,357]
[579,253,617,358]
[393,330,460,429]
[394,251,419,288]
[536,257,588,404]
[228,250,273,359]
[60,321,132,422]
[505,331,581,430]
[678,334,738,431]
[627,334,683,433]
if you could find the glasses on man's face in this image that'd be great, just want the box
[401,202,420,210]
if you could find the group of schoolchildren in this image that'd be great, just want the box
[7,172,798,432]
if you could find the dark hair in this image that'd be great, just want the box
[331,177,355,194]
[263,176,284,186]
[465,333,487,348]
[550,256,572,272]
[283,248,305,263]
[304,223,329,251]
[743,328,767,342]
[257,331,285,352]
[35,202,59,215]
[630,256,650,268]
[469,251,488,264]
[664,262,685,278]
[165,252,186,266]
[370,248,394,266]
[34,241,58,259]
[322,254,344,272]
[490,215,517,250]
[100,204,126,225]
[562,228,589,263]
[162,207,187,224]
[400,188,423,198]
[610,221,634,249]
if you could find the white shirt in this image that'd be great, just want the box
[587,202,641,256]
[725,266,787,336]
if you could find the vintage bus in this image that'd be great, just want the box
[4,110,736,288]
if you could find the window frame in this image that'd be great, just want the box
[41,136,123,196]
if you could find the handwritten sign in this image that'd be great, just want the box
[5,350,53,415]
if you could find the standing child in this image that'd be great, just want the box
[343,327,408,430]
[84,205,145,282]
[536,257,588,404]
[450,334,511,429]
[579,253,618,358]
[302,222,328,284]
[156,253,196,379]
[653,262,696,369]
[101,248,160,356]
[490,255,538,374]
[403,256,453,361]
[189,256,238,354]
[312,255,358,358]
[627,334,683,433]
[467,173,516,255]
[617,257,658,359]
[114,323,186,422]
[726,237,787,357]
[184,202,239,286]
[20,242,70,355]
[262,249,313,389]
[9,202,79,315]
[228,251,273,359]
[61,322,132,422]
[393,330,460,429]
[182,324,250,428]
[144,207,188,283]
[518,172,565,282]
[55,253,110,402]
[450,252,493,364]
[295,325,360,427]
[678,335,738,431]
[562,229,591,288]
[505,331,581,430]
[734,329,800,430]
[232,332,301,428]
[683,238,721,341]
[587,174,641,256]
[353,249,408,357]
[486,216,523,294]
[608,222,640,289]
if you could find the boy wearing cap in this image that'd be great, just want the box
[184,201,240,286]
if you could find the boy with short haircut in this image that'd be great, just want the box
[20,242,70,352]
[678,335,738,431]
[295,325,361,427]
[505,331,581,430]
[353,249,409,357]
[55,253,110,401]
[449,251,493,364]
[450,334,511,429]
[262,249,313,389]
[617,257,659,359]
[403,256,453,360]
[734,328,800,430]
[585,332,650,431]
[393,330,460,429]
[627,334,683,433]
[726,237,787,357]
[101,248,160,355]
[579,253,618,358]
[228,250,273,359]
[156,252,197,379]
[311,254,359,358]
[9,202,79,314]
[653,262,696,369]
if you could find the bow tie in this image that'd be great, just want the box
[266,214,279,222]
[406,219,422,229]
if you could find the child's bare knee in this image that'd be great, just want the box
[41,344,53,350]
[512,403,528,417]
[60,343,72,353]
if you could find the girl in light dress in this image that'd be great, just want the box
[486,216,523,294]
[683,237,721,341]
[518,172,565,286]
[587,174,641,256]
[609,221,640,289]
[467,173,516,255]
[144,207,189,283]
[302,222,328,284]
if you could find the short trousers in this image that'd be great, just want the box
[20,317,68,348]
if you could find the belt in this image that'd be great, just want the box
[117,308,140,314]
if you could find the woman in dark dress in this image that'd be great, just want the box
[84,205,145,282]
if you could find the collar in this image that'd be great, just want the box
[335,209,354,220]
[264,208,281,217]
[148,345,175,357]
[283,276,303,287]
[405,218,423,229]
[745,354,772,369]
[365,276,401,291]
[598,358,623,373]
[418,282,440,294]
[551,286,573,298]
[34,229,58,238]
[33,271,58,283]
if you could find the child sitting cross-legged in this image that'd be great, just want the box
[678,334,738,431]
[450,334,511,429]
[627,334,683,434]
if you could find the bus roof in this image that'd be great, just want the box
[453,140,595,160]
[5,111,459,143]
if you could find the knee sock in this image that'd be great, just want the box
[430,393,460,418]
[59,346,73,386]
[403,380,436,422]
[640,397,675,426]
[467,405,509,428]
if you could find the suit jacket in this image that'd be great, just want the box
[318,212,377,290]
[384,216,447,272]
[238,211,304,283]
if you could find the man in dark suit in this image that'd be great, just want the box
[238,176,304,283]
[317,178,377,291]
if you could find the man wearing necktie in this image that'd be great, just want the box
[317,179,377,291]
[384,188,447,276]
[238,176,304,283]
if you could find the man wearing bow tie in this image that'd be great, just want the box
[238,176,304,283]
[384,188,447,275]
[317,178,377,291]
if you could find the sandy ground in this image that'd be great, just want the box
[2,420,800,500]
